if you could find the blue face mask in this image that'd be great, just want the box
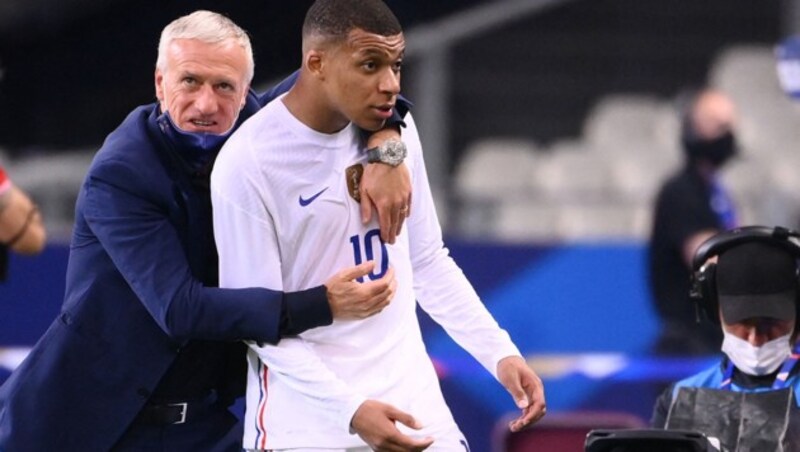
[156,110,233,166]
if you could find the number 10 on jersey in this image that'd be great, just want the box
[349,229,389,282]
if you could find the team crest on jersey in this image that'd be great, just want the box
[346,164,363,203]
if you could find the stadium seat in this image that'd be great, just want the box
[491,410,647,452]
[556,203,650,242]
[452,138,539,238]
[607,151,678,204]
[531,148,614,203]
[453,137,539,201]
[582,94,674,150]
[492,200,559,242]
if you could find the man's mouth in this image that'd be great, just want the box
[374,105,394,118]
[190,119,216,128]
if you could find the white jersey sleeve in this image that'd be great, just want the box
[404,116,522,379]
[210,130,366,433]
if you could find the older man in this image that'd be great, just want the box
[0,10,411,451]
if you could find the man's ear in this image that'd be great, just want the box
[306,50,324,79]
[240,84,250,110]
[154,68,165,103]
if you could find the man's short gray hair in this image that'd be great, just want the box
[156,10,254,83]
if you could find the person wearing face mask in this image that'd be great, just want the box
[0,10,414,452]
[650,226,800,440]
[648,88,740,356]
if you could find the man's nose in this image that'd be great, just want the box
[379,69,400,95]
[194,84,219,114]
[746,327,770,347]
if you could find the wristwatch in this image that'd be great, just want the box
[366,139,407,167]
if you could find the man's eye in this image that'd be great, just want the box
[363,61,377,71]
[183,77,197,86]
[218,82,234,91]
[392,61,403,73]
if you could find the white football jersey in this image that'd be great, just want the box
[211,97,520,449]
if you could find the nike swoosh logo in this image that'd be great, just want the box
[298,187,329,206]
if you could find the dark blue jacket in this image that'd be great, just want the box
[0,82,330,450]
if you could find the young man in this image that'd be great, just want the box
[651,227,800,432]
[211,1,546,450]
[0,10,412,451]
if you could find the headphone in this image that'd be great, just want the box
[689,225,800,324]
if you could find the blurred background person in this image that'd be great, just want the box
[648,88,739,356]
[0,164,45,280]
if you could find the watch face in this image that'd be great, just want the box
[383,140,407,165]
[368,139,407,166]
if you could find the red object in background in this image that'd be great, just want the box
[492,410,647,452]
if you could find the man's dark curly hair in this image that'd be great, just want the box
[302,0,402,41]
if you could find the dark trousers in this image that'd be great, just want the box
[112,407,243,452]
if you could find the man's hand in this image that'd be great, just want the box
[0,185,46,255]
[497,355,546,432]
[362,127,412,245]
[325,262,396,320]
[351,399,434,452]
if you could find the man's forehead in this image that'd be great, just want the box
[167,38,246,61]
[345,29,405,56]
[164,40,248,75]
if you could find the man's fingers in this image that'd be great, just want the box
[359,270,396,317]
[381,436,434,452]
[354,399,434,452]
[363,188,410,245]
[338,260,377,281]
[508,403,542,432]
[379,203,395,244]
[515,394,531,410]
[382,407,434,450]
[380,275,397,307]
[359,266,395,297]
[509,415,528,432]
[387,405,422,430]
[496,356,547,432]
[381,196,408,245]
[392,206,404,241]
[391,436,434,451]
[395,196,410,237]
[361,267,397,307]
[527,389,547,423]
[526,373,546,415]
[360,190,375,224]
[506,378,530,410]
[509,382,546,432]
[370,265,395,288]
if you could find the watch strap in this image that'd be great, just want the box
[366,146,381,164]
